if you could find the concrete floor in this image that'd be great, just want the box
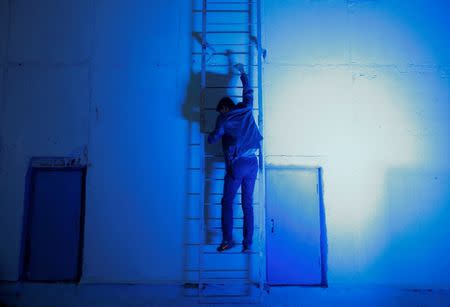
[1,283,450,307]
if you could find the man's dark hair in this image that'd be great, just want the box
[216,96,235,112]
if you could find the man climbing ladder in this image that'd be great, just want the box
[207,63,263,253]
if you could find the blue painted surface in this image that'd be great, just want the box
[2,283,450,306]
[266,167,323,285]
[0,0,449,296]
[263,0,450,287]
[26,169,83,281]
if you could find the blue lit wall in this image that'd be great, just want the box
[263,0,450,287]
[0,0,192,282]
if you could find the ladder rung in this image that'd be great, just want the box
[206,1,256,4]
[205,178,259,182]
[185,246,262,251]
[193,9,250,13]
[201,278,255,284]
[199,298,259,304]
[202,94,244,98]
[207,226,260,230]
[206,31,250,34]
[209,43,255,46]
[192,51,251,55]
[199,297,260,303]
[205,86,258,89]
[186,245,262,250]
[201,269,248,272]
[206,217,244,220]
[186,243,235,246]
[204,192,244,196]
[206,64,259,67]
[185,268,248,272]
[204,203,260,206]
[185,217,244,220]
[203,251,259,255]
[207,22,257,26]
[203,107,259,111]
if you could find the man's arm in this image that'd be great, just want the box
[207,116,225,144]
[234,63,253,108]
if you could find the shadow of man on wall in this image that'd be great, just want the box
[181,32,238,285]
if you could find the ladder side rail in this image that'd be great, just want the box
[256,0,266,293]
[198,0,208,297]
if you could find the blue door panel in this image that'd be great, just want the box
[28,169,83,281]
[266,167,322,285]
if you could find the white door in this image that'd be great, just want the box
[266,167,324,285]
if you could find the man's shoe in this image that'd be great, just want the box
[217,241,235,252]
[242,244,252,253]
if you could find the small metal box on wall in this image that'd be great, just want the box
[20,157,87,282]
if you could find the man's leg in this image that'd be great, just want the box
[241,157,258,249]
[220,170,241,248]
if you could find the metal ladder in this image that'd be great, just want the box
[185,0,265,304]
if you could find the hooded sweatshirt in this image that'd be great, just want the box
[207,72,263,169]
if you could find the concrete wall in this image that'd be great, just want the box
[263,0,450,287]
[0,0,191,282]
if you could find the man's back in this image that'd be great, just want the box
[208,72,262,166]
[219,106,262,160]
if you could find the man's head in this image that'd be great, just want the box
[216,96,235,114]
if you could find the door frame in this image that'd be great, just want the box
[19,165,87,283]
[264,165,328,287]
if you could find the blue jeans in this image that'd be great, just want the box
[221,156,258,246]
